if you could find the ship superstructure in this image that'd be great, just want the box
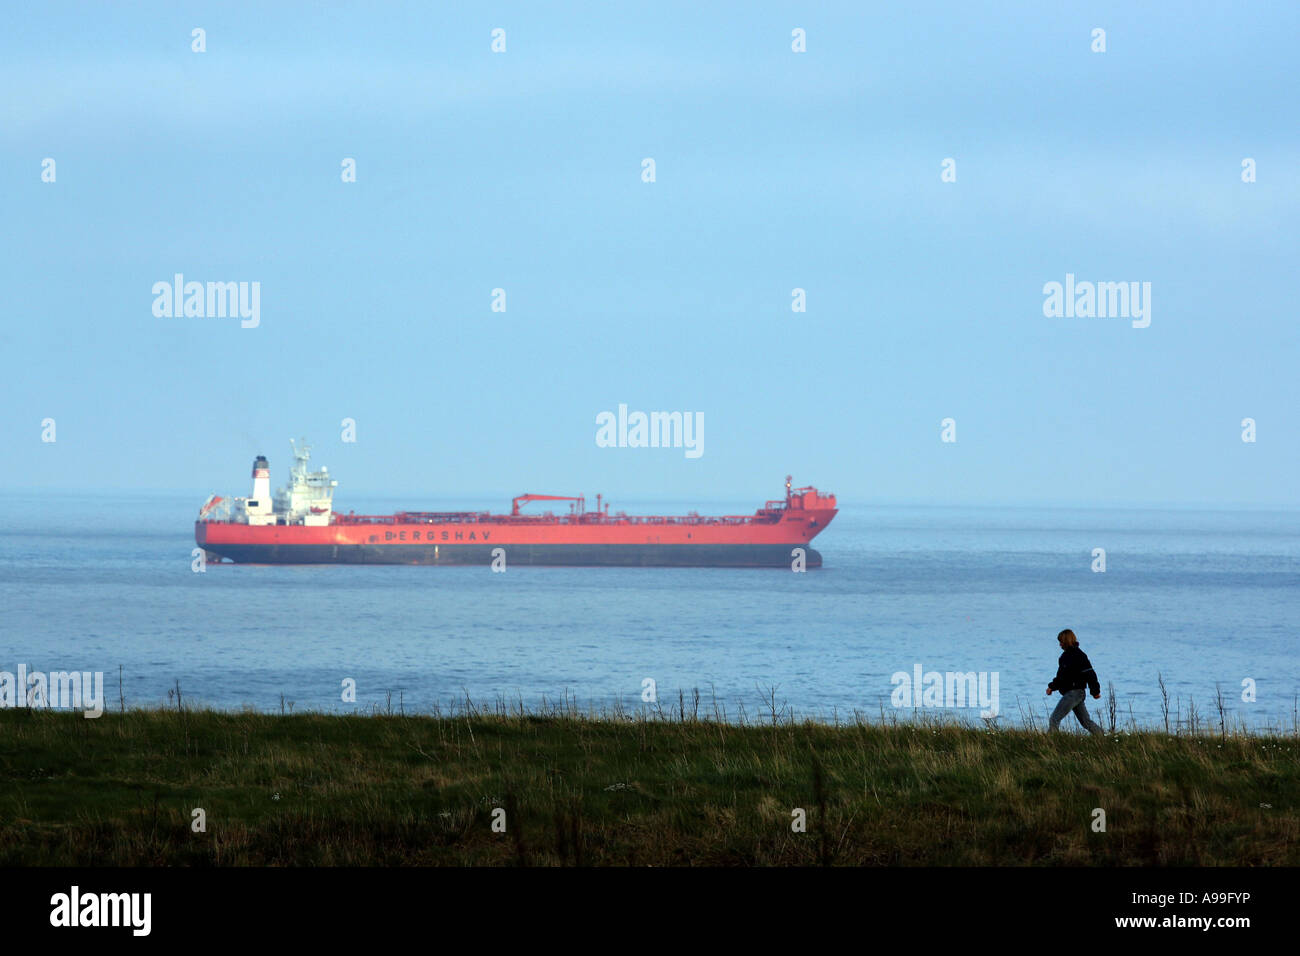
[199,439,337,528]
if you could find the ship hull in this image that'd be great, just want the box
[196,500,836,568]
[197,541,822,568]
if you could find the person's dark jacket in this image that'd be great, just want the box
[1049,645,1101,696]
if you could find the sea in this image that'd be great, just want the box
[1,492,1297,733]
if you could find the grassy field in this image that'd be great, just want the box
[1,704,1296,866]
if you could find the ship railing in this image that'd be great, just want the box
[335,512,490,525]
[614,515,774,525]
[328,511,782,526]
[200,510,788,527]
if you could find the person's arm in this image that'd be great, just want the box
[1047,653,1066,693]
[1079,651,1101,697]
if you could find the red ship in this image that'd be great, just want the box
[195,440,837,568]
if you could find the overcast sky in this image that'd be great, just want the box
[3,2,1296,509]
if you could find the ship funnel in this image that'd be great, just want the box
[251,455,271,506]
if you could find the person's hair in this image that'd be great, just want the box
[1057,628,1078,646]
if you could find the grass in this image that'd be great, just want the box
[1,700,1296,866]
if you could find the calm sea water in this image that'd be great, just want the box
[1,492,1297,732]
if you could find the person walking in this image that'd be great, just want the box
[1046,628,1103,736]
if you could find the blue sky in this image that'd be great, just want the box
[2,2,1296,508]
